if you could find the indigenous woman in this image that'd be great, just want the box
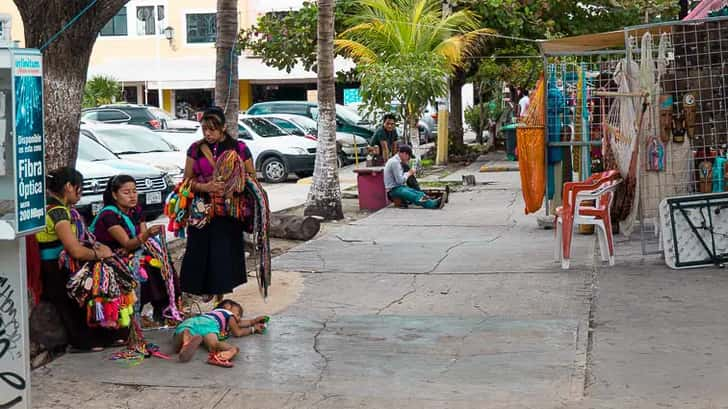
[180,106,256,300]
[36,167,114,351]
[90,175,175,324]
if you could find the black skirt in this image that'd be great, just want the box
[180,216,247,295]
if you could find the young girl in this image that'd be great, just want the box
[174,299,267,367]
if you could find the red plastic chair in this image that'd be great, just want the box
[554,170,621,269]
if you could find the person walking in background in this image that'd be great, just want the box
[36,167,114,351]
[518,88,530,119]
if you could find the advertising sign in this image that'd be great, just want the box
[12,50,44,235]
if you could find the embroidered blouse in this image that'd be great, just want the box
[186,139,252,184]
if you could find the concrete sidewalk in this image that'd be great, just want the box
[30,163,728,408]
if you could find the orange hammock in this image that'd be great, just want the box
[517,75,546,214]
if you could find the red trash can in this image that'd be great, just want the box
[354,167,389,211]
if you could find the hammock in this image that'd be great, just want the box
[517,75,546,214]
[245,178,272,299]
[603,39,643,235]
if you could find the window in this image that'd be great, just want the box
[186,13,216,43]
[96,109,130,122]
[136,6,156,35]
[100,7,128,36]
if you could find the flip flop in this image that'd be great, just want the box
[178,335,203,362]
[207,352,234,368]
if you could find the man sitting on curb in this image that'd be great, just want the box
[384,145,441,209]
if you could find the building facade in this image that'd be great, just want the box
[3,0,353,116]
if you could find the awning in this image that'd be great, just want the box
[88,55,355,89]
[538,25,673,55]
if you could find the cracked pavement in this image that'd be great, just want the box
[31,170,599,408]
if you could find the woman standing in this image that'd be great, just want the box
[36,167,114,351]
[90,175,172,323]
[180,106,255,299]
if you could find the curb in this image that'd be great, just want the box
[479,164,520,173]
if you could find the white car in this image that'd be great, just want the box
[81,122,186,183]
[256,113,368,167]
[147,106,201,131]
[185,116,317,183]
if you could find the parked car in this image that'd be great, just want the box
[81,122,186,183]
[146,106,200,131]
[191,116,318,183]
[256,114,369,167]
[347,101,438,144]
[81,104,165,129]
[76,133,173,222]
[245,101,375,141]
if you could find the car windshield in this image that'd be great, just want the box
[93,127,175,154]
[77,133,118,161]
[241,118,287,137]
[337,104,368,125]
[148,107,175,121]
[286,116,317,134]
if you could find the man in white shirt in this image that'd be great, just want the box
[518,89,530,118]
[384,145,441,209]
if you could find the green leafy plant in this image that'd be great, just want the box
[83,75,122,108]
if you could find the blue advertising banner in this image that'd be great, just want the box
[343,88,362,105]
[12,50,45,235]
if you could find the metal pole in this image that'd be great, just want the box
[580,62,590,180]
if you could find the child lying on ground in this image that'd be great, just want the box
[173,299,268,367]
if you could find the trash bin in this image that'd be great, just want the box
[502,123,518,161]
[353,167,389,211]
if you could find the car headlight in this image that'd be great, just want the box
[290,147,308,155]
[163,173,175,187]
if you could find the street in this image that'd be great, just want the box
[30,157,728,409]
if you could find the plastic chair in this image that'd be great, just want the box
[554,170,621,269]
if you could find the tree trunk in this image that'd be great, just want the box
[269,214,321,241]
[215,0,239,139]
[448,69,466,152]
[13,0,128,170]
[304,0,343,220]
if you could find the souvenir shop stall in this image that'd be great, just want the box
[521,17,728,268]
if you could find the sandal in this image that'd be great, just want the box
[206,352,234,368]
[178,335,203,363]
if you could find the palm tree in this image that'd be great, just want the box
[304,0,344,220]
[83,75,122,108]
[215,0,239,138]
[336,0,490,148]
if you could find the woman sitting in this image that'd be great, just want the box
[36,167,115,351]
[90,175,178,325]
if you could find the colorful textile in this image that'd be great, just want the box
[187,139,251,184]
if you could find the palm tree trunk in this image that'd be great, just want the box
[448,70,466,152]
[215,0,239,138]
[14,0,128,169]
[304,0,343,220]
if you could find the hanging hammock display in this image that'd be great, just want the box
[517,74,546,214]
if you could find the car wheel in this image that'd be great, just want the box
[262,157,288,183]
[337,153,346,168]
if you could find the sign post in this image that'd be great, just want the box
[0,47,45,409]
